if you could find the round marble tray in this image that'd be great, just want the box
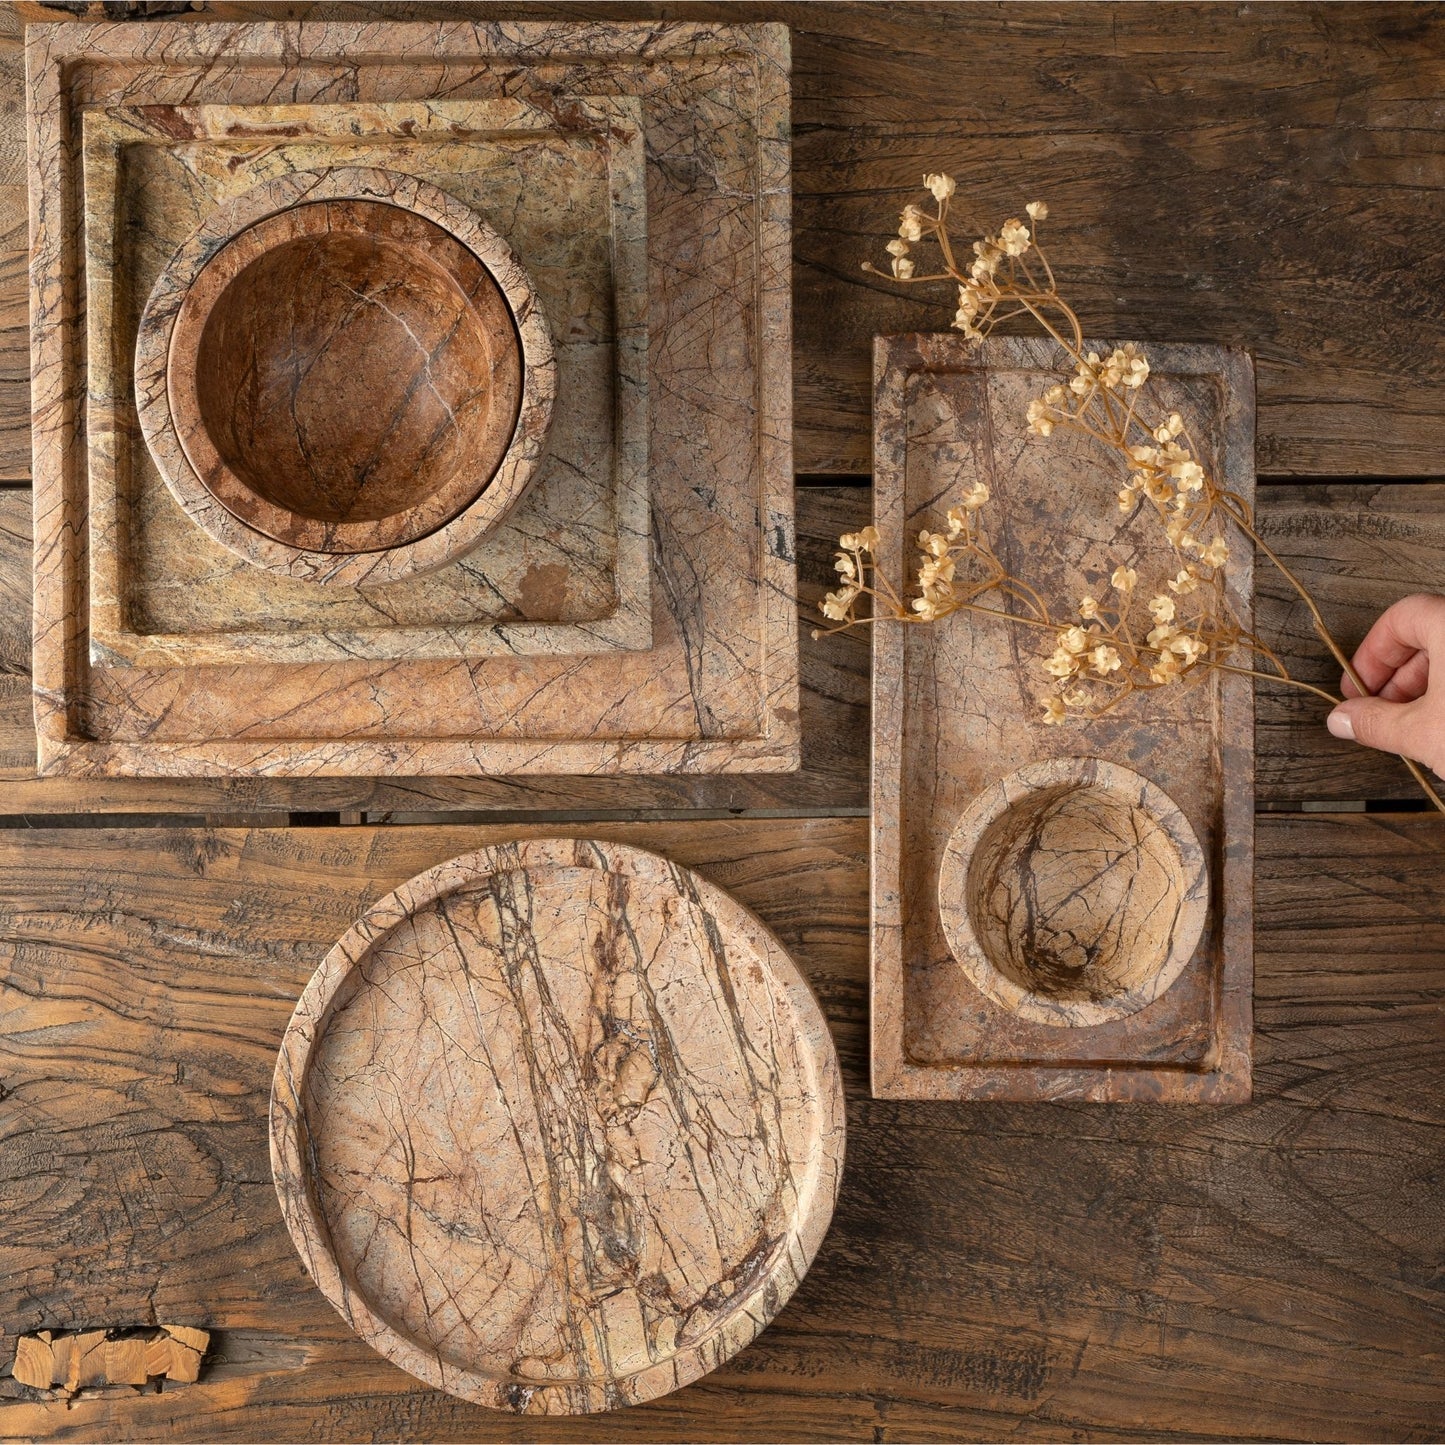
[270,839,845,1415]
[136,166,555,588]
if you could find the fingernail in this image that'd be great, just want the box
[1327,707,1354,741]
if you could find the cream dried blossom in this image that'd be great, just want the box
[1026,399,1056,437]
[821,584,859,621]
[898,205,926,242]
[1200,536,1230,568]
[925,172,956,202]
[1090,644,1123,675]
[1040,694,1067,725]
[1026,200,1048,221]
[999,217,1031,256]
[1111,565,1138,593]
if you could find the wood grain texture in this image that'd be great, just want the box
[5,2,1445,477]
[1,815,1443,1440]
[0,482,1440,812]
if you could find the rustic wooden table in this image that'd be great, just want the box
[2,3,1443,1440]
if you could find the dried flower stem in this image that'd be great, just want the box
[826,179,1445,814]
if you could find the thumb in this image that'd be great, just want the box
[1327,695,1432,763]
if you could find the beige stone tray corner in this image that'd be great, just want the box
[28,19,797,778]
[869,335,1255,1103]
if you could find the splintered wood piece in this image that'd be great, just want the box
[143,1334,172,1379]
[160,1325,208,1355]
[10,1334,53,1389]
[42,1332,74,1391]
[162,1338,203,1384]
[8,1326,210,1394]
[65,1329,107,1391]
[103,1334,148,1386]
[271,838,845,1416]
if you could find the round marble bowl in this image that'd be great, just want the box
[937,758,1209,1028]
[136,168,556,587]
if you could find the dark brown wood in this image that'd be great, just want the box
[1,815,1443,1440]
[6,3,1445,478]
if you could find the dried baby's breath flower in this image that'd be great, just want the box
[1090,644,1122,675]
[833,186,1445,814]
[999,218,1031,256]
[1149,650,1183,685]
[1201,536,1230,568]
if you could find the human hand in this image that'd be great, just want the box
[1326,593,1445,777]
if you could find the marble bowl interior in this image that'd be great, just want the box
[963,775,1205,1022]
[172,199,524,553]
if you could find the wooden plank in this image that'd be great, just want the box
[787,0,1445,478]
[0,482,1442,812]
[1,814,1443,1439]
[4,4,1445,478]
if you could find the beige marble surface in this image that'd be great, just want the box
[29,22,796,776]
[270,838,844,1414]
[88,99,638,658]
[937,756,1210,1030]
[870,336,1255,1102]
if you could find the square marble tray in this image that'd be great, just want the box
[84,97,650,667]
[870,336,1255,1102]
[28,20,797,777]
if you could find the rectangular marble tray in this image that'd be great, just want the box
[84,96,651,667]
[28,20,797,778]
[870,336,1254,1102]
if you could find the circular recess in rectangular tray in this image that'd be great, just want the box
[270,837,845,1415]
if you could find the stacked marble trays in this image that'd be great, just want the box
[870,336,1255,1103]
[271,839,845,1415]
[28,21,797,777]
